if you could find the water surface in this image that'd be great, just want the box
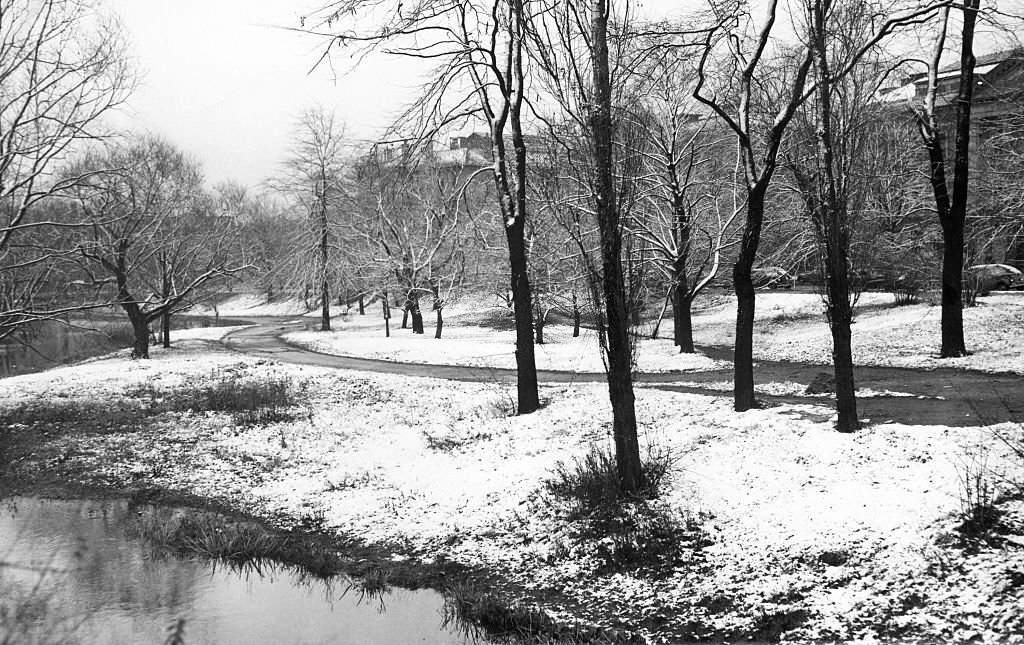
[0,497,473,645]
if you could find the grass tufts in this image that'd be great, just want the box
[130,507,342,579]
[133,508,283,563]
[171,374,302,426]
[124,372,304,426]
[443,583,635,644]
[422,428,492,452]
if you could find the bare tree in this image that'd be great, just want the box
[67,136,246,359]
[623,53,740,352]
[589,0,643,492]
[909,1,980,357]
[690,1,817,411]
[525,0,657,491]
[692,0,946,411]
[0,0,133,339]
[791,0,874,432]
[353,147,467,338]
[270,108,350,331]
[217,184,295,301]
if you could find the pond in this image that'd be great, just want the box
[0,497,476,645]
[0,315,246,378]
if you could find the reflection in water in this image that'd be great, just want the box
[0,497,473,645]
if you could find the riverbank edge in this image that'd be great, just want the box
[0,476,642,644]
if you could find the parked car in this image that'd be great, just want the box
[966,263,1024,294]
[751,266,795,289]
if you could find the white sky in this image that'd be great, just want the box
[103,0,710,190]
[105,0,426,188]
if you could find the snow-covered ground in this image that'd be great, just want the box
[1,339,1021,642]
[190,292,311,317]
[281,291,1024,374]
[170,324,250,342]
[286,315,725,373]
[695,291,1024,374]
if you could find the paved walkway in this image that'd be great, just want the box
[222,317,1024,429]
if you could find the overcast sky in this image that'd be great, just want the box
[103,0,715,190]
[103,0,1005,190]
[105,0,426,188]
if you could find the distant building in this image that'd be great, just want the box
[909,48,1024,121]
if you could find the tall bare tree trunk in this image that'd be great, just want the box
[161,310,171,348]
[650,290,670,339]
[161,264,172,348]
[916,3,975,358]
[131,316,150,359]
[409,293,424,334]
[673,289,695,354]
[114,253,151,360]
[122,299,150,360]
[809,0,859,432]
[319,195,332,332]
[940,0,978,358]
[733,184,766,411]
[494,0,540,415]
[591,0,641,494]
[572,291,582,338]
[672,199,696,352]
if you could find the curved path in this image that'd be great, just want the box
[222,317,1024,429]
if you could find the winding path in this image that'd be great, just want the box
[222,317,1024,429]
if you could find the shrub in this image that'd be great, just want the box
[962,274,983,308]
[890,275,923,306]
[544,446,706,575]
[995,427,1024,500]
[955,448,1002,544]
[544,446,675,518]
